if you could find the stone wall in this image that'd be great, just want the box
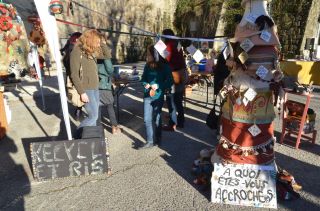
[301,0,320,52]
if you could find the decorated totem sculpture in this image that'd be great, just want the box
[0,3,29,78]
[212,0,283,165]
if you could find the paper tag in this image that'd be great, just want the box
[245,13,258,24]
[236,97,242,105]
[177,42,182,52]
[154,40,167,56]
[223,46,230,60]
[238,51,249,64]
[240,38,254,52]
[244,88,257,101]
[187,44,197,55]
[256,65,269,79]
[260,30,271,43]
[193,49,204,63]
[248,124,262,137]
[242,97,249,106]
[159,49,169,59]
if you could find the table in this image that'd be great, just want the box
[280,90,317,149]
[280,60,320,85]
[188,71,214,107]
[113,79,141,122]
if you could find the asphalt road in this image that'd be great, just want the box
[0,72,319,211]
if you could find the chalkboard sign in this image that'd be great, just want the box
[31,138,108,180]
[211,163,277,209]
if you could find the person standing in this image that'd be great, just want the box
[162,29,187,131]
[140,45,173,148]
[69,29,110,138]
[97,55,121,134]
[61,32,83,118]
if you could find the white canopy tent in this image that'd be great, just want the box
[34,0,72,140]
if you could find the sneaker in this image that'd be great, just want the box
[139,143,154,149]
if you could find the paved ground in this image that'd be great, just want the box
[0,67,319,211]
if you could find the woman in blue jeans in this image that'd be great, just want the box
[69,30,110,138]
[140,45,173,148]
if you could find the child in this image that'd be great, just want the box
[140,45,173,149]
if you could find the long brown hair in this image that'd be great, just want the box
[146,45,166,70]
[78,29,101,56]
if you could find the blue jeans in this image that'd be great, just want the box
[144,97,164,144]
[79,89,100,128]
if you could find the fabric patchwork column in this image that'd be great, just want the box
[213,0,283,165]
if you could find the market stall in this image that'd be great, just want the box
[280,60,320,85]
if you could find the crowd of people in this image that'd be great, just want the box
[62,28,193,148]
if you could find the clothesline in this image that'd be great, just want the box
[56,18,227,43]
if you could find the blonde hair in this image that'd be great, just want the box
[78,29,101,55]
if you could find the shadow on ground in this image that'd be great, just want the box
[0,132,31,210]
[104,85,217,200]
[274,131,320,156]
[275,151,320,210]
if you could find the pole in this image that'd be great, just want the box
[34,0,72,140]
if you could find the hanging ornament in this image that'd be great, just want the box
[29,23,46,46]
[27,15,40,24]
[49,0,63,15]
[0,15,13,31]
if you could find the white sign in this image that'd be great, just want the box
[248,124,262,137]
[244,88,257,101]
[256,65,269,79]
[260,30,271,43]
[243,97,249,106]
[240,38,254,52]
[223,46,230,60]
[193,49,204,63]
[177,42,182,52]
[245,13,258,24]
[187,44,197,55]
[211,163,277,209]
[154,39,167,57]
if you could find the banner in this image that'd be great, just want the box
[211,163,277,209]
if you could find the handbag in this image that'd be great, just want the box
[206,102,221,130]
[66,54,84,107]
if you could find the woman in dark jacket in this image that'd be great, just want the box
[69,29,110,137]
[140,45,173,149]
[97,57,121,134]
